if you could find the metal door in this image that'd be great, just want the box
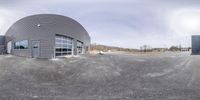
[7,41,12,54]
[32,41,40,58]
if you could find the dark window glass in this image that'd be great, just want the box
[56,48,62,52]
[62,53,68,55]
[14,42,20,49]
[20,40,28,49]
[62,48,67,52]
[56,53,62,56]
[14,40,28,49]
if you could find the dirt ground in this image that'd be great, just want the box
[0,52,200,100]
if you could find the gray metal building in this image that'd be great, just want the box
[192,35,200,54]
[4,14,91,58]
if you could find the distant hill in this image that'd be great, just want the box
[90,43,139,52]
[90,44,191,54]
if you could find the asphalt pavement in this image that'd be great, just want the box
[0,52,200,100]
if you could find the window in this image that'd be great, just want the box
[20,40,28,49]
[14,42,20,49]
[77,41,83,54]
[14,40,28,49]
[55,35,73,57]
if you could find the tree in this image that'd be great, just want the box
[169,46,179,51]
[140,45,152,52]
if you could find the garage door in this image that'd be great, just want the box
[55,35,73,57]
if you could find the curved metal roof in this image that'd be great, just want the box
[5,14,90,44]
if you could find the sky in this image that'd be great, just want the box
[1,0,200,49]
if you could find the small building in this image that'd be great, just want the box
[0,36,5,54]
[192,35,200,54]
[3,14,91,58]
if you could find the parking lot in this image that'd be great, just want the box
[0,52,200,100]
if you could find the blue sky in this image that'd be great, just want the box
[1,0,200,49]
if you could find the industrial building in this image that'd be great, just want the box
[192,35,200,54]
[0,14,91,58]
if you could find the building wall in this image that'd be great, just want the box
[0,36,5,54]
[5,14,91,58]
[192,35,200,54]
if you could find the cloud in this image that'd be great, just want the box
[168,8,200,35]
[0,9,25,35]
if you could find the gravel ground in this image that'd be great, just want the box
[0,52,200,100]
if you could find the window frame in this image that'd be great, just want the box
[55,34,73,57]
[14,40,29,50]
